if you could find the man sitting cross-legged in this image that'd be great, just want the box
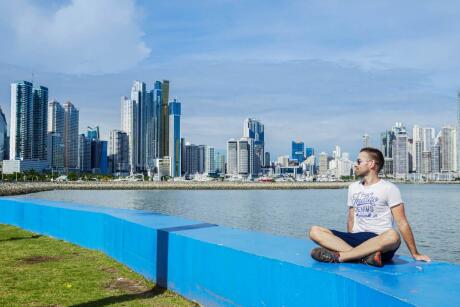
[309,147,430,267]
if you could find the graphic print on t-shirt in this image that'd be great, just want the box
[351,192,379,218]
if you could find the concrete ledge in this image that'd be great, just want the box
[0,197,458,306]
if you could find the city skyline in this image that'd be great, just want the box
[1,1,460,158]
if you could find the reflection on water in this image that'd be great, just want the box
[18,184,460,264]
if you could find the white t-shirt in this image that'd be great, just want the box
[347,179,403,234]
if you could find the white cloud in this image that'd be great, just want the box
[0,0,150,74]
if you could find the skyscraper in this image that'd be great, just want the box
[362,134,370,148]
[237,138,250,177]
[109,130,129,176]
[215,152,225,174]
[319,152,328,175]
[305,147,314,159]
[180,138,186,176]
[168,98,181,177]
[440,126,456,172]
[160,80,170,158]
[131,80,147,171]
[48,100,64,135]
[32,86,48,160]
[0,106,8,160]
[205,146,215,174]
[380,130,395,159]
[10,81,48,161]
[431,142,441,173]
[184,143,199,175]
[457,92,460,172]
[87,126,100,140]
[291,141,304,163]
[412,125,423,172]
[422,127,435,152]
[243,118,264,176]
[393,130,409,179]
[63,101,79,170]
[227,138,238,175]
[197,145,206,174]
[121,96,135,173]
[77,134,91,172]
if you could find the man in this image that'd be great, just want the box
[309,147,430,267]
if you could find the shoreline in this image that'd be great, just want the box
[0,180,458,197]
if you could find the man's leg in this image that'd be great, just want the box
[338,229,400,262]
[308,226,353,252]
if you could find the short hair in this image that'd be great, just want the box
[360,147,384,172]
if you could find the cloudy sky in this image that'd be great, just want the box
[0,0,459,158]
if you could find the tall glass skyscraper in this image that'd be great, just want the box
[227,138,238,175]
[160,80,170,158]
[291,141,305,162]
[47,100,65,171]
[243,118,264,176]
[305,147,314,159]
[168,98,181,177]
[0,106,7,160]
[109,130,129,176]
[10,81,48,161]
[63,101,79,170]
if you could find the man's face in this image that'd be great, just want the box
[354,152,373,177]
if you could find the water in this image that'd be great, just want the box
[16,184,460,264]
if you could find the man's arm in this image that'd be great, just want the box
[347,207,354,232]
[391,203,431,262]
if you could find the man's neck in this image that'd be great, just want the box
[361,173,380,186]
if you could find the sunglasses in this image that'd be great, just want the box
[356,158,372,165]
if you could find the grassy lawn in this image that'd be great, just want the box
[0,224,198,307]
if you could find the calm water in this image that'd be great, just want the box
[17,184,460,264]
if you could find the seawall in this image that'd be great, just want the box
[0,197,458,306]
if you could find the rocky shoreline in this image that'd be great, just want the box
[0,181,352,196]
[0,180,458,197]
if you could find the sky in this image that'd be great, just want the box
[0,0,459,158]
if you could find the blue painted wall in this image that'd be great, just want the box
[0,197,459,306]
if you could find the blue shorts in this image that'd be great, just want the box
[330,229,400,262]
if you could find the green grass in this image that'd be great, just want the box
[0,224,198,306]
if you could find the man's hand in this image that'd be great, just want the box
[413,253,431,262]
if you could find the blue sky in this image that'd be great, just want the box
[0,0,459,158]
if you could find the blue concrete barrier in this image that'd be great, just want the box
[0,197,459,306]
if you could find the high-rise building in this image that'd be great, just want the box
[160,80,170,158]
[32,86,48,160]
[48,100,64,134]
[319,152,328,175]
[77,134,91,172]
[458,92,460,172]
[264,152,270,167]
[440,126,456,172]
[362,134,370,148]
[305,147,314,159]
[47,99,65,171]
[422,127,435,152]
[87,126,100,140]
[381,130,395,159]
[121,96,135,173]
[393,130,409,179]
[0,106,8,160]
[197,145,206,174]
[431,142,441,173]
[412,125,423,172]
[421,151,432,175]
[180,138,186,176]
[237,138,250,177]
[205,146,215,174]
[168,99,181,177]
[243,118,264,176]
[215,152,225,174]
[184,143,199,175]
[47,133,64,170]
[63,101,79,170]
[291,141,304,163]
[90,139,108,174]
[109,130,129,176]
[10,81,48,162]
[227,138,238,175]
[131,80,147,172]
